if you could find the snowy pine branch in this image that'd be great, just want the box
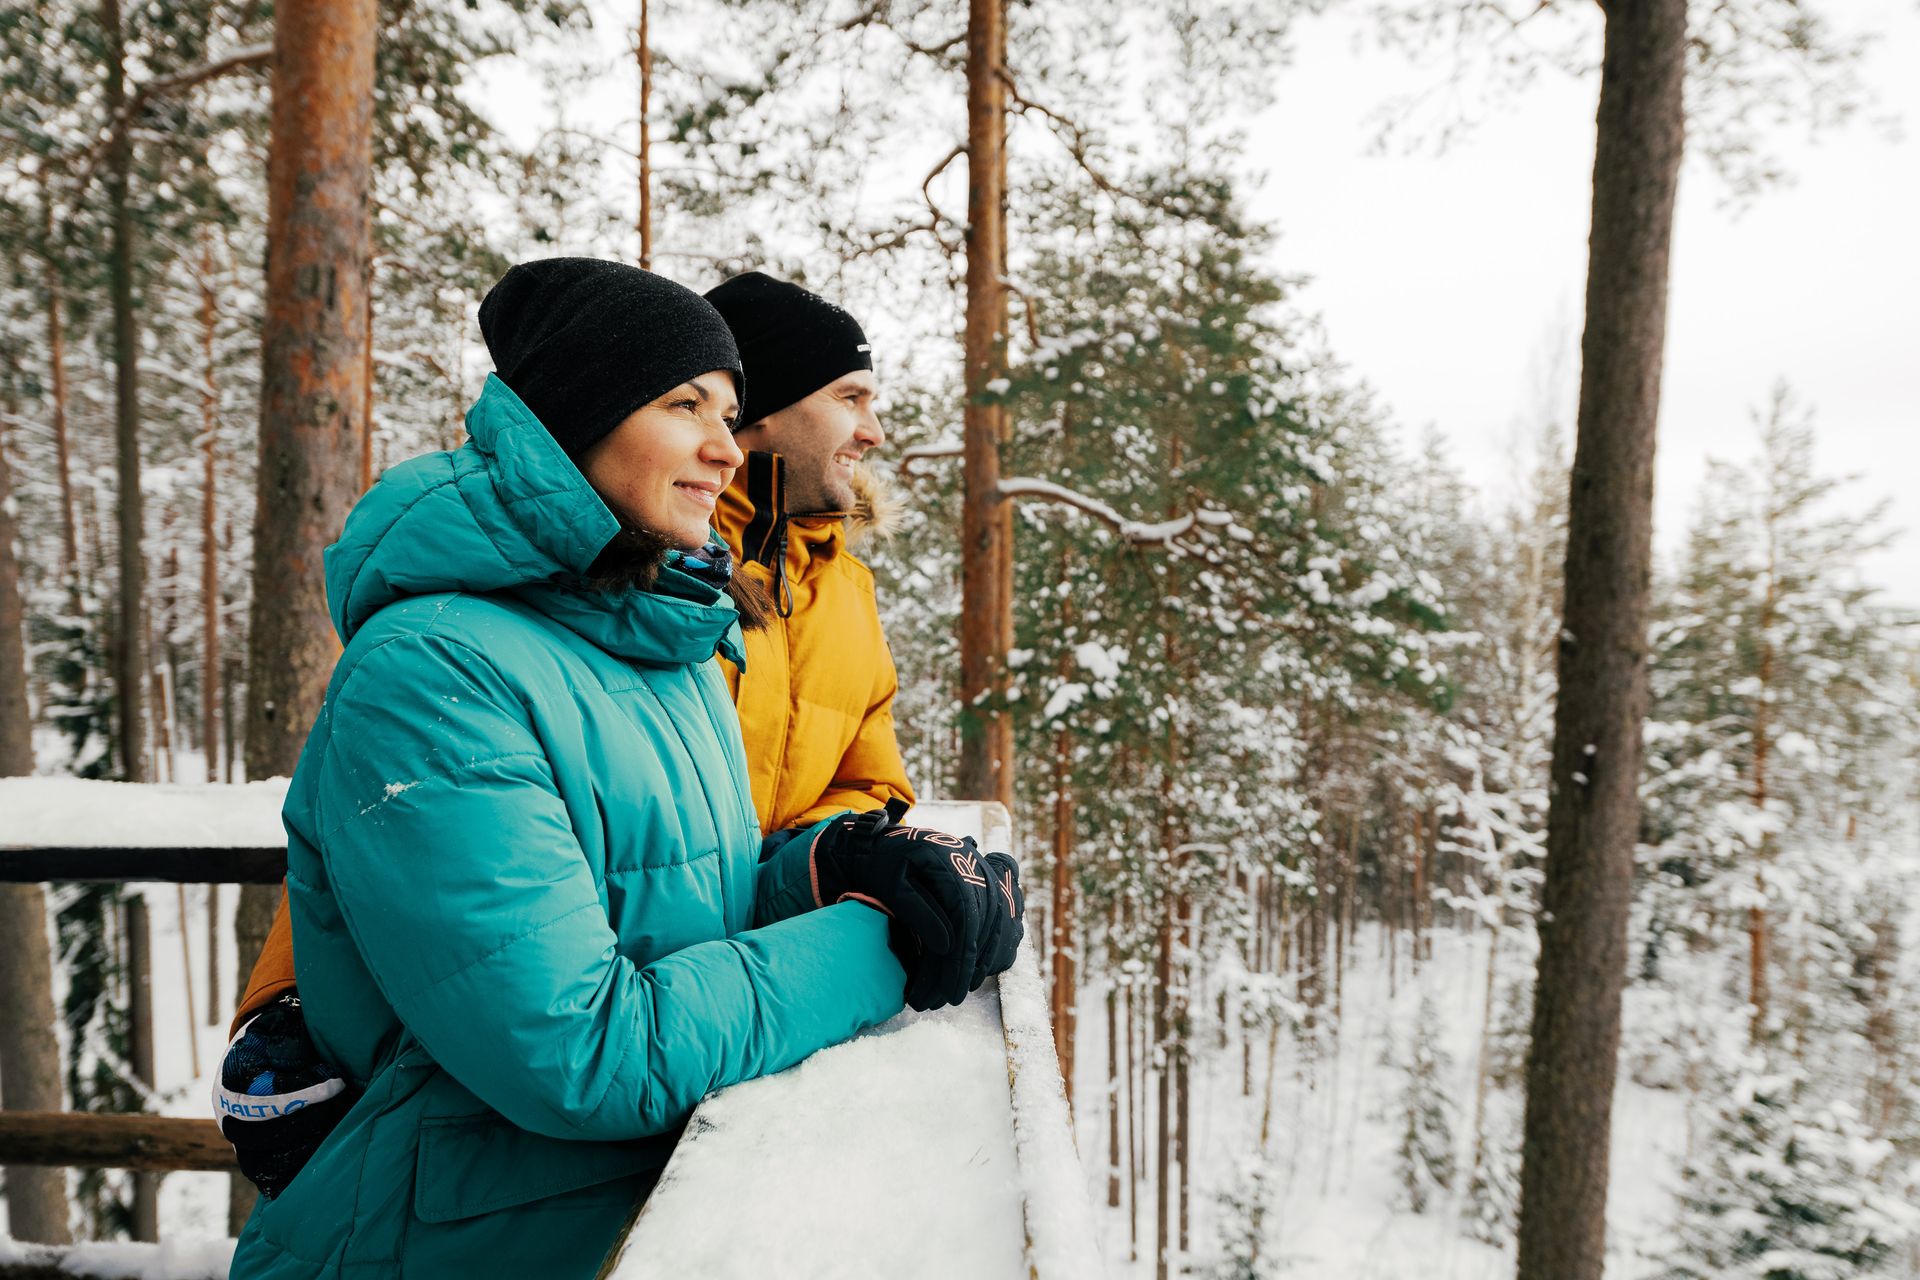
[997,476,1237,548]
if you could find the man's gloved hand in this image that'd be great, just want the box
[809,799,1027,1010]
[973,851,1026,988]
[213,991,353,1199]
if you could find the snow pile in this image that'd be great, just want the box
[0,778,291,848]
[613,996,1027,1280]
[0,1235,234,1280]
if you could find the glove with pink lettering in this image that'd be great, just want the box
[807,799,1025,1010]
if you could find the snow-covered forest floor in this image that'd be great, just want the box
[1075,925,1738,1279]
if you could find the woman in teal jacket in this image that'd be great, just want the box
[229,262,927,1279]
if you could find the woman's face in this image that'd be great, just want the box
[580,371,744,549]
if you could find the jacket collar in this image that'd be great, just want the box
[713,452,847,579]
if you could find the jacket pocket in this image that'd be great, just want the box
[411,1113,672,1223]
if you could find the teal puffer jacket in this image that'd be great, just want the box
[229,376,906,1280]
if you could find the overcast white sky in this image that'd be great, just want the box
[484,1,1918,605]
[1252,2,1920,606]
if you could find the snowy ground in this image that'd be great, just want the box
[1073,926,1695,1279]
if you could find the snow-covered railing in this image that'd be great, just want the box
[0,778,291,883]
[0,786,1100,1278]
[599,801,1103,1280]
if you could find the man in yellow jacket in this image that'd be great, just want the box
[705,270,916,834]
[221,274,925,1194]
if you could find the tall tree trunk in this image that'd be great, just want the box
[361,258,376,493]
[244,0,376,812]
[636,0,653,269]
[43,237,79,579]
[1125,969,1138,1261]
[237,0,377,1224]
[957,0,1013,808]
[199,233,224,783]
[1106,980,1120,1208]
[1747,552,1775,1041]
[1153,893,1172,1280]
[1049,733,1075,1102]
[127,896,159,1241]
[0,380,76,1245]
[1514,3,1684,1276]
[102,0,146,783]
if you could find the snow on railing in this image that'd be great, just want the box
[600,801,1103,1280]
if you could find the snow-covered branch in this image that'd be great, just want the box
[898,439,963,474]
[997,476,1237,548]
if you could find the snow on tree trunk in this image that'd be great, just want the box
[1515,1,1685,1276]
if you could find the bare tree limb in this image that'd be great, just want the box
[922,142,964,226]
[68,44,272,201]
[997,70,1127,197]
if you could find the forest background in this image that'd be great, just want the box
[1,0,1917,1277]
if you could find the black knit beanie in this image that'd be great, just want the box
[478,258,743,461]
[703,273,873,426]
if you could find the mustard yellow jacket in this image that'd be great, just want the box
[713,451,915,835]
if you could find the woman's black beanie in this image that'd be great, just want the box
[703,272,872,426]
[478,258,744,461]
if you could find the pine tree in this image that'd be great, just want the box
[1395,991,1458,1213]
[1661,1065,1920,1278]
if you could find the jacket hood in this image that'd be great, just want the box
[325,374,744,667]
[844,463,902,547]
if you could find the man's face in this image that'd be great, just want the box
[732,370,884,514]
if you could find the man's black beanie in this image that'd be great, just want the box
[478,258,743,462]
[703,272,873,426]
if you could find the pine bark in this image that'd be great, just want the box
[102,0,146,783]
[1514,2,1684,1276]
[0,386,76,1244]
[957,0,1013,808]
[244,0,376,792]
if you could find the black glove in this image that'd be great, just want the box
[811,800,1026,1010]
[973,851,1026,988]
[213,991,354,1199]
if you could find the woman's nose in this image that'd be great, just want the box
[706,422,746,470]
